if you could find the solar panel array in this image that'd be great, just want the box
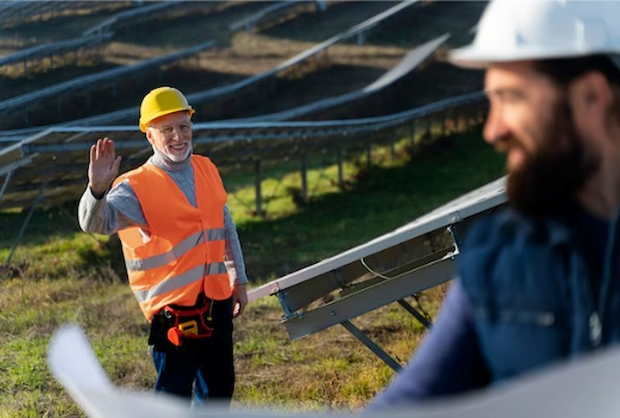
[0,0,424,142]
[0,91,486,210]
[0,0,484,211]
[0,40,216,126]
[0,1,129,28]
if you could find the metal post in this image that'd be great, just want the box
[254,159,264,217]
[6,188,45,265]
[337,148,344,190]
[277,292,295,318]
[458,111,466,132]
[442,112,449,137]
[425,117,432,140]
[356,31,366,46]
[341,320,402,372]
[300,155,308,201]
[397,299,432,329]
[0,170,14,202]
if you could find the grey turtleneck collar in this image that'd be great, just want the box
[147,145,196,206]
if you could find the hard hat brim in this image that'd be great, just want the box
[448,45,620,69]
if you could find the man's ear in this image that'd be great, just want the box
[145,128,154,145]
[569,71,614,116]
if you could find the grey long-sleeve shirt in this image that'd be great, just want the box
[78,150,248,284]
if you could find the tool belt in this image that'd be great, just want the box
[159,296,215,347]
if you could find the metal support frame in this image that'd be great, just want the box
[283,255,455,339]
[254,159,264,217]
[341,320,402,372]
[336,148,344,189]
[300,155,308,201]
[5,185,45,265]
[356,31,366,46]
[397,298,432,328]
[0,169,14,202]
[443,111,451,136]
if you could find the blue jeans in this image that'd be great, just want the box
[150,298,234,405]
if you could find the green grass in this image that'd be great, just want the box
[0,128,505,415]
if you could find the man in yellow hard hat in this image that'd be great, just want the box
[78,86,248,405]
[370,0,620,409]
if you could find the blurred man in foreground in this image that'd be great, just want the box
[78,87,248,405]
[371,0,620,407]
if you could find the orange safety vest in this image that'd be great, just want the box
[113,155,232,320]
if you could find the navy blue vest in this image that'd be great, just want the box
[459,209,620,382]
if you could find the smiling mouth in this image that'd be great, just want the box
[169,144,187,152]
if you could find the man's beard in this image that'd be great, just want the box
[152,143,192,163]
[506,99,599,218]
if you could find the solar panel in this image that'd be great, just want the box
[249,177,506,340]
[0,92,486,210]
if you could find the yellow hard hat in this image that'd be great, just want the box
[139,87,195,132]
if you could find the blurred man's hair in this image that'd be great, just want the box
[535,54,620,119]
[536,54,620,87]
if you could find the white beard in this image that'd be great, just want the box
[152,143,192,163]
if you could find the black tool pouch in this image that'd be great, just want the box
[149,295,216,348]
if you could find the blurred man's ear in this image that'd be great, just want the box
[568,71,616,139]
[569,71,613,115]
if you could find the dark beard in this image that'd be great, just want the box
[506,100,599,218]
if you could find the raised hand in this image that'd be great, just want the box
[88,137,122,198]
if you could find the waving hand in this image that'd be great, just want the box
[88,138,122,198]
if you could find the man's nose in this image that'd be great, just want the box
[170,127,183,141]
[483,106,510,145]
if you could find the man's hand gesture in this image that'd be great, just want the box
[88,138,121,198]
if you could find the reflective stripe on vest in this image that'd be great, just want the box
[124,228,226,271]
[133,261,228,303]
[114,155,232,320]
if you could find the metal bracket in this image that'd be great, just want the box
[341,320,401,372]
[5,184,46,265]
[0,169,14,202]
[277,291,301,320]
[397,298,432,329]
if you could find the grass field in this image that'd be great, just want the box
[0,128,504,416]
[0,2,499,415]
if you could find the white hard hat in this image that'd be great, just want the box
[449,0,620,69]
